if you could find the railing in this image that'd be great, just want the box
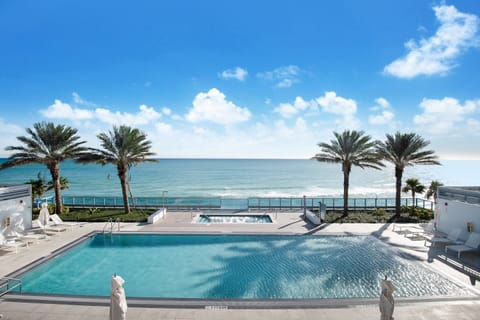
[60,195,434,211]
[0,277,22,297]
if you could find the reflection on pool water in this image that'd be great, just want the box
[195,214,273,224]
[18,234,470,299]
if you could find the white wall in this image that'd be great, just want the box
[436,198,480,241]
[0,185,33,234]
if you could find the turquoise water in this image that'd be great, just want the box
[1,159,479,198]
[196,214,273,223]
[19,234,467,299]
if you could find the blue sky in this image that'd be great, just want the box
[1,0,479,159]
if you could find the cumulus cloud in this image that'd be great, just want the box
[219,67,248,81]
[41,99,161,126]
[315,91,359,129]
[185,88,251,125]
[162,107,172,116]
[274,96,316,118]
[368,97,395,125]
[257,65,301,88]
[384,5,479,78]
[413,97,480,134]
[41,99,93,120]
[95,104,161,125]
[316,91,357,115]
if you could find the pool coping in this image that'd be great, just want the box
[4,292,480,309]
[3,230,480,309]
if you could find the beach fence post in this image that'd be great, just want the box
[303,195,306,217]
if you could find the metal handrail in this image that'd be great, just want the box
[114,217,121,232]
[102,218,113,234]
[0,277,22,297]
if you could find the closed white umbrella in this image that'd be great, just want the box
[110,275,128,320]
[38,203,50,229]
[379,276,395,320]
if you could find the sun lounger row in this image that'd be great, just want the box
[445,232,480,258]
[424,227,463,247]
[1,214,81,254]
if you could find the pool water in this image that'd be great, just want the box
[196,214,273,223]
[18,234,468,299]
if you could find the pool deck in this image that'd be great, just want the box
[1,211,480,319]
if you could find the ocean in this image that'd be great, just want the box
[0,159,479,199]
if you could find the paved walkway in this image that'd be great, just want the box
[1,211,480,319]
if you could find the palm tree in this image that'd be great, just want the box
[313,130,384,216]
[26,172,47,205]
[77,125,157,213]
[426,180,443,203]
[0,122,87,214]
[47,176,69,192]
[402,178,426,209]
[376,132,440,217]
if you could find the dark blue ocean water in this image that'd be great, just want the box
[0,158,478,198]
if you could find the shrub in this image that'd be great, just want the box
[372,208,386,216]
[88,207,100,215]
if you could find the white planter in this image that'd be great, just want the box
[147,208,167,224]
[305,209,322,225]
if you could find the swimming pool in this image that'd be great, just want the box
[195,214,273,223]
[17,233,469,299]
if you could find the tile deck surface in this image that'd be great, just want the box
[1,211,479,319]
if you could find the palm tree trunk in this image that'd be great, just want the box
[343,164,350,217]
[48,162,63,215]
[118,166,130,214]
[412,191,416,210]
[395,167,403,217]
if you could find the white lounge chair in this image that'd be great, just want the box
[50,214,80,229]
[0,232,27,254]
[34,218,67,233]
[17,230,50,244]
[403,220,436,239]
[445,232,480,258]
[424,228,463,247]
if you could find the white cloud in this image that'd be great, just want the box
[257,65,301,88]
[185,88,251,125]
[72,92,97,107]
[155,122,172,134]
[375,97,390,109]
[384,5,479,78]
[315,91,359,130]
[41,99,161,126]
[0,118,27,157]
[274,96,315,118]
[316,91,357,115]
[368,97,395,125]
[41,99,93,120]
[162,107,172,116]
[413,97,480,134]
[369,111,395,125]
[95,104,161,125]
[219,67,248,81]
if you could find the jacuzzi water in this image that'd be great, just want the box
[17,233,469,299]
[195,214,273,223]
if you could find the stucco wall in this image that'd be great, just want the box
[436,198,480,241]
[0,185,33,234]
